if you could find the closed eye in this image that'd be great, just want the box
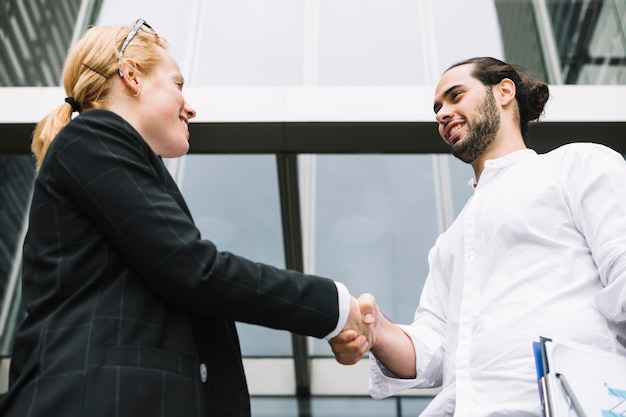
[174,75,185,90]
[434,84,464,114]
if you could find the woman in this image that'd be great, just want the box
[0,19,366,417]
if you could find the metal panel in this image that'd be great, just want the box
[1,85,624,154]
[0,0,94,86]
[496,0,626,85]
[496,0,550,82]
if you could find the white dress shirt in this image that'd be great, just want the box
[327,281,351,339]
[369,143,626,416]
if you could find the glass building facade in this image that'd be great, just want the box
[0,0,625,415]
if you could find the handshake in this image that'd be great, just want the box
[329,293,417,379]
[329,293,380,365]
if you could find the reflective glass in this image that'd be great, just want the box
[194,1,306,86]
[250,397,298,417]
[578,65,626,84]
[0,157,34,300]
[251,397,411,417]
[179,154,292,356]
[300,155,439,355]
[96,0,505,87]
[317,1,426,85]
[0,0,82,86]
[303,154,474,356]
[400,397,437,416]
[311,396,397,416]
[96,0,193,65]
[0,156,35,355]
[447,154,475,215]
[573,0,626,84]
[431,0,503,75]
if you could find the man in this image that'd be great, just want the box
[330,57,626,416]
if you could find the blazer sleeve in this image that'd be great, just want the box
[42,109,339,338]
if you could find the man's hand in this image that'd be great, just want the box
[330,293,417,377]
[329,293,379,365]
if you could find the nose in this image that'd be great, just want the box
[185,101,197,119]
[435,103,453,125]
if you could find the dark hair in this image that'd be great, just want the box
[446,57,550,138]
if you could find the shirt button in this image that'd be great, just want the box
[200,363,207,383]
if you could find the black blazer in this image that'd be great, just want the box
[0,109,339,417]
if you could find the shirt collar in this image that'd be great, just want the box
[472,149,537,189]
[484,148,537,169]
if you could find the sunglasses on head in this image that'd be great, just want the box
[118,18,154,78]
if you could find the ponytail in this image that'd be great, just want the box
[32,102,75,170]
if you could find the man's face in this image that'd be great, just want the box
[433,64,501,164]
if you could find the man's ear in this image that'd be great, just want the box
[119,59,141,96]
[496,78,516,106]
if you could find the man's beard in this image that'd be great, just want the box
[451,88,501,164]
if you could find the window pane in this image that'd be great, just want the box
[0,155,35,355]
[433,0,503,75]
[193,0,306,86]
[447,154,475,216]
[311,397,397,417]
[178,154,292,356]
[0,157,34,299]
[301,155,440,355]
[96,0,193,66]
[0,0,83,86]
[317,0,426,85]
[250,397,298,417]
[400,397,436,416]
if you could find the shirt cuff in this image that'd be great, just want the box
[324,281,350,340]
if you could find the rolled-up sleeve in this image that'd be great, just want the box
[368,323,444,399]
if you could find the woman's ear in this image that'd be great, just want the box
[119,59,141,96]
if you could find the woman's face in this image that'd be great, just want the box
[134,47,196,158]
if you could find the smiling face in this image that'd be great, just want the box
[134,47,196,158]
[433,64,501,164]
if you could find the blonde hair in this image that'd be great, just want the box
[32,22,168,169]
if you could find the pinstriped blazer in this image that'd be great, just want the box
[0,109,340,417]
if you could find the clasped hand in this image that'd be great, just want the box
[329,293,379,365]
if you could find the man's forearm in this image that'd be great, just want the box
[371,317,417,379]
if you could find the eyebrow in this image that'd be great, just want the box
[433,84,462,114]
